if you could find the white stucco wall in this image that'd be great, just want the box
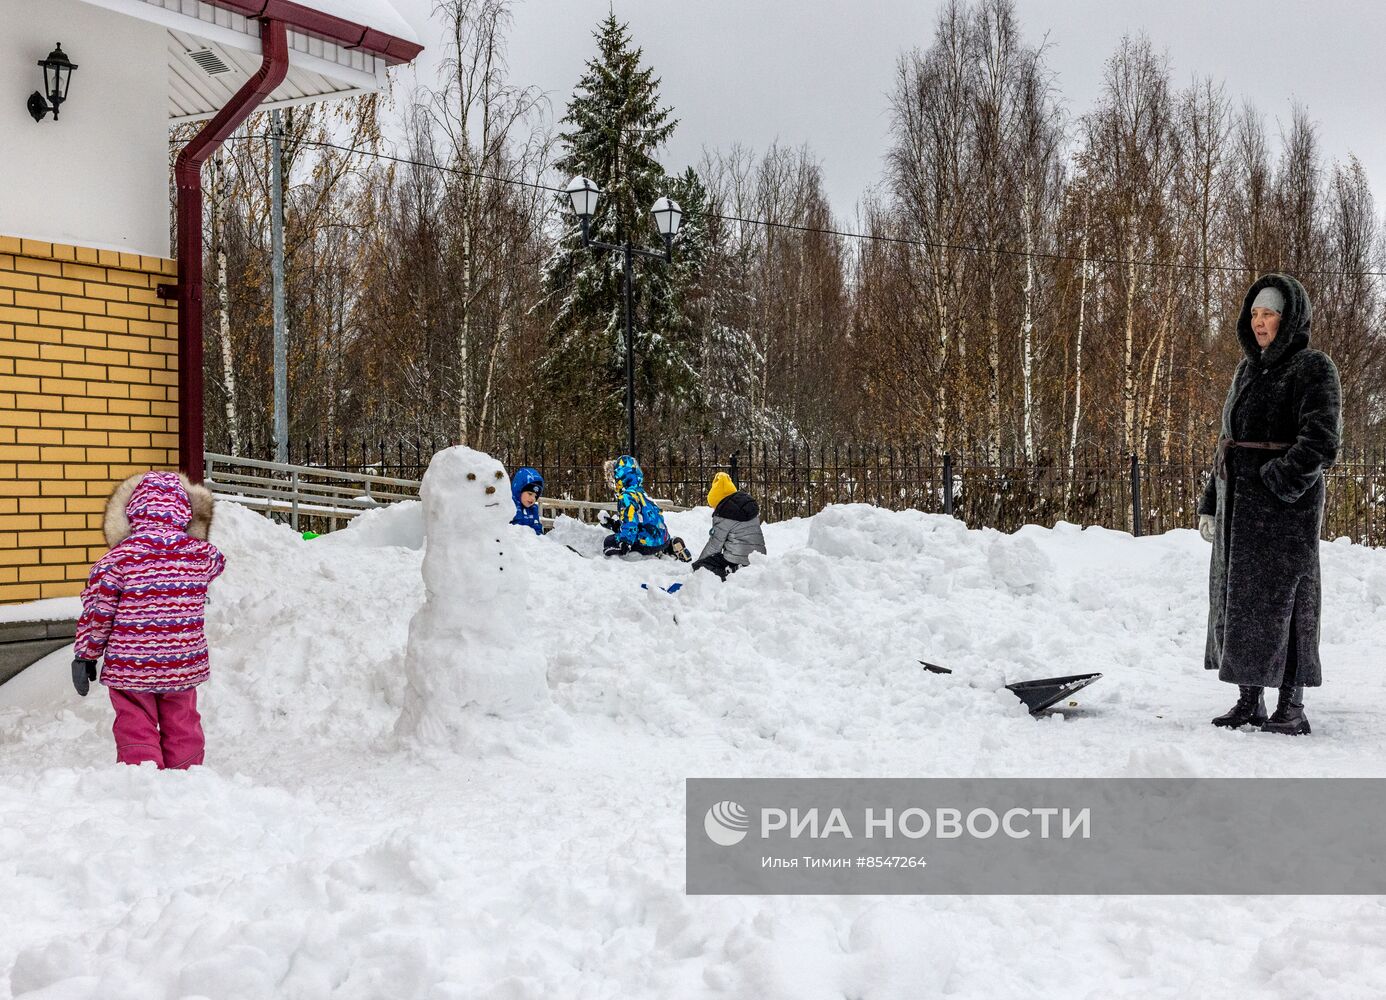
[1,0,169,258]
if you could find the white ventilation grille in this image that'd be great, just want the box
[188,48,231,76]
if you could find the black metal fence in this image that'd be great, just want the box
[228,435,1386,546]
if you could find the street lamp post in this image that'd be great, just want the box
[565,175,683,459]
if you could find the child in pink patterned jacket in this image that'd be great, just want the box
[73,471,224,768]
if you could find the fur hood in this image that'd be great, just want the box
[103,471,215,547]
[1237,273,1312,367]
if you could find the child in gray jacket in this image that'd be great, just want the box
[691,472,767,580]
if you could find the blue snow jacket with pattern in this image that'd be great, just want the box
[510,466,544,536]
[611,456,669,548]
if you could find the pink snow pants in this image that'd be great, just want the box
[108,688,205,769]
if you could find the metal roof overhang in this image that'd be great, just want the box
[74,0,423,122]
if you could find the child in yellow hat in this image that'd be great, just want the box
[691,472,766,580]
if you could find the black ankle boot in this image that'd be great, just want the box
[1212,685,1267,728]
[1262,685,1310,735]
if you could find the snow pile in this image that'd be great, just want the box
[4,486,1386,997]
[985,533,1054,595]
[316,499,423,550]
[0,596,80,624]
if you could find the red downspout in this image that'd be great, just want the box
[173,18,289,481]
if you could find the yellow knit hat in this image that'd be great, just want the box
[707,472,737,510]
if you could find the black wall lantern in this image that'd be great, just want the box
[28,44,78,123]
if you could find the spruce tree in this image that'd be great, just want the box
[674,168,775,436]
[539,13,704,447]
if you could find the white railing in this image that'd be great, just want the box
[205,453,421,531]
[205,453,689,533]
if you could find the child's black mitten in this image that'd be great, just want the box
[72,658,97,697]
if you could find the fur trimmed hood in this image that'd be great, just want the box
[1238,273,1312,367]
[104,471,215,547]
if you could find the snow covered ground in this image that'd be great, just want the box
[4,493,1386,998]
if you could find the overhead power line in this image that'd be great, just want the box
[182,132,1386,280]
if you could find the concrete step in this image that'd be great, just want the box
[0,619,77,685]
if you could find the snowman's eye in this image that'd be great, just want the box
[466,473,476,481]
[494,470,503,480]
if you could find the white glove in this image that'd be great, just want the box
[1198,514,1215,543]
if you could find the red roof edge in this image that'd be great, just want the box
[203,1,424,66]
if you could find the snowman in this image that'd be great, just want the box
[396,446,549,742]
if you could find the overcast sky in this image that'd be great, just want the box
[385,0,1386,216]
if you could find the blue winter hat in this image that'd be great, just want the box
[511,466,544,502]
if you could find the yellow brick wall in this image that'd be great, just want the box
[0,236,179,603]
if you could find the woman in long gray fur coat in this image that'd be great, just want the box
[1197,273,1341,735]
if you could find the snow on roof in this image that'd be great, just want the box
[296,0,420,47]
[79,1,422,66]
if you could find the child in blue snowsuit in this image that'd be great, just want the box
[600,456,688,560]
[510,467,544,535]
